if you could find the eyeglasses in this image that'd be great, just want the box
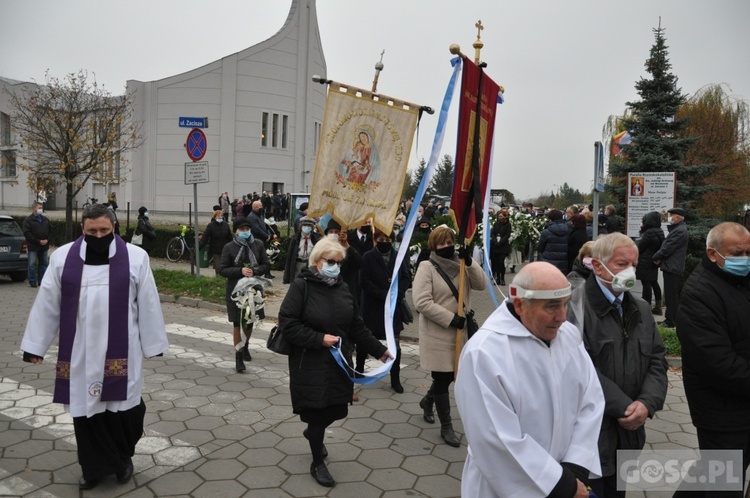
[325,259,343,266]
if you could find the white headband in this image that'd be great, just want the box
[509,283,572,300]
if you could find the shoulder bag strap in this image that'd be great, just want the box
[431,262,459,301]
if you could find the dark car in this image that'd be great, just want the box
[0,215,28,282]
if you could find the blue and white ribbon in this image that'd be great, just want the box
[330,57,464,384]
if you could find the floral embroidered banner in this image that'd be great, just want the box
[308,84,418,233]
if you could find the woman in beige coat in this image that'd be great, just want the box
[413,226,488,446]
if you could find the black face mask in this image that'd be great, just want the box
[360,225,371,234]
[435,246,455,259]
[376,241,392,254]
[419,226,431,233]
[84,232,114,255]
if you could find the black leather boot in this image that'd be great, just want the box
[242,342,252,361]
[419,386,435,424]
[390,347,403,393]
[235,351,246,373]
[434,393,460,447]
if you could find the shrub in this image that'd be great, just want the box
[659,326,681,357]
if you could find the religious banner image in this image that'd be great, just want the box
[626,172,676,237]
[308,85,418,232]
[450,56,501,243]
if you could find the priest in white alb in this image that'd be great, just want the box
[456,262,604,498]
[21,204,169,491]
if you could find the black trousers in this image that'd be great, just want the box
[590,473,625,498]
[73,399,146,480]
[672,427,750,497]
[663,271,682,325]
[640,279,662,305]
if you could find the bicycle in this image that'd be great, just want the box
[82,195,99,209]
[166,225,193,262]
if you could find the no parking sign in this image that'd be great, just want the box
[186,128,207,161]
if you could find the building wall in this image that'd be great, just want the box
[1,0,327,216]
[126,0,327,215]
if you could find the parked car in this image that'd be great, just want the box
[0,215,28,282]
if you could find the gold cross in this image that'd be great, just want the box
[475,20,484,41]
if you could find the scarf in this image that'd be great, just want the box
[55,235,130,404]
[232,235,259,268]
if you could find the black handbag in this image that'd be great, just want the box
[431,262,480,339]
[266,325,291,355]
[266,280,308,355]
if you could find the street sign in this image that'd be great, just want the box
[184,161,209,184]
[186,128,207,161]
[179,117,208,128]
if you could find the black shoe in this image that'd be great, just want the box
[79,477,99,490]
[116,461,134,483]
[242,343,252,362]
[310,463,335,487]
[499,279,506,286]
[235,351,246,372]
[265,273,276,279]
[29,282,37,288]
[391,379,404,394]
[303,429,328,457]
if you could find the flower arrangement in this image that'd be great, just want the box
[508,212,547,254]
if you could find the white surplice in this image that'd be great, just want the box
[455,300,604,498]
[21,238,169,418]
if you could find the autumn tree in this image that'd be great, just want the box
[9,70,141,240]
[678,84,750,218]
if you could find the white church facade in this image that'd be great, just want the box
[0,0,326,214]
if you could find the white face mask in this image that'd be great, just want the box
[36,208,44,215]
[327,233,339,241]
[599,263,637,293]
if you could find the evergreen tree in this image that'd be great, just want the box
[407,158,427,202]
[429,154,454,197]
[607,24,708,214]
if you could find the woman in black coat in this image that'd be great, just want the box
[358,229,410,393]
[636,211,665,313]
[567,214,591,274]
[279,238,391,488]
[199,210,233,274]
[135,206,157,255]
[490,211,512,285]
[218,217,270,372]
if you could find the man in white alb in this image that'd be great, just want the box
[21,204,168,490]
[456,262,604,498]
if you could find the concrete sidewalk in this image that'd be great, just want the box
[1,268,697,497]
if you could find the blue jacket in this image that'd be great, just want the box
[537,220,569,272]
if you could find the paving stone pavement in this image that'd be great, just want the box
[0,267,705,497]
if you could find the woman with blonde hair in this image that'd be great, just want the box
[412,225,488,446]
[279,237,393,487]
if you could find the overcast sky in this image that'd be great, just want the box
[1,0,748,200]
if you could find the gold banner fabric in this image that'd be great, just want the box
[308,86,418,233]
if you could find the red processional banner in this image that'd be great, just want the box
[450,57,501,244]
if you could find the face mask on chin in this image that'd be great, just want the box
[597,262,637,293]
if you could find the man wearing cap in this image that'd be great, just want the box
[324,219,363,304]
[456,262,604,498]
[653,207,688,328]
[283,216,321,284]
[584,233,668,498]
[293,202,309,234]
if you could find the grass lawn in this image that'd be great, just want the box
[152,268,226,305]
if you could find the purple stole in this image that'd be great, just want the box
[54,235,130,404]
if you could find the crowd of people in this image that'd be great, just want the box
[16,192,750,495]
